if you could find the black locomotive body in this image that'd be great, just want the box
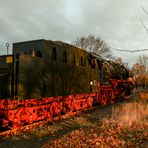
[0,39,99,99]
[0,39,132,129]
[0,39,129,99]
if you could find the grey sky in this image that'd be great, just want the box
[0,0,148,66]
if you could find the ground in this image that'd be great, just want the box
[0,88,147,148]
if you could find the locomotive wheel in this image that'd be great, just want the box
[69,101,74,112]
[47,112,53,121]
[47,106,53,121]
[68,101,74,113]
[87,97,93,108]
[50,102,60,116]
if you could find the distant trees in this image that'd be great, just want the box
[131,54,148,88]
[132,55,148,75]
[138,55,148,72]
[131,63,146,76]
[72,34,112,58]
[131,6,148,88]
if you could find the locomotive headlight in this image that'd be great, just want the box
[90,81,93,85]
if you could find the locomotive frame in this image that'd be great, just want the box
[0,39,133,130]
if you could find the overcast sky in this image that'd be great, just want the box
[0,0,148,66]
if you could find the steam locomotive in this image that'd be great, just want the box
[0,39,133,129]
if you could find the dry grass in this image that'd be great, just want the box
[42,97,148,148]
[110,100,148,126]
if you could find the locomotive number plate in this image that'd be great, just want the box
[6,56,13,63]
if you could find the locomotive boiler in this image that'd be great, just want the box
[0,39,132,129]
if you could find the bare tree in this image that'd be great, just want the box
[138,54,148,73]
[131,63,146,76]
[72,34,112,58]
[131,55,148,88]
